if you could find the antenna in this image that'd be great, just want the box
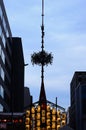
[41,0,44,50]
[41,0,45,84]
[31,0,53,101]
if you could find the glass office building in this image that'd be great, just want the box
[0,0,12,112]
[0,0,25,112]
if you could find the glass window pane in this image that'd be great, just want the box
[0,85,4,98]
[0,6,2,20]
[1,50,5,64]
[0,104,3,112]
[6,29,9,37]
[1,34,6,47]
[0,25,2,36]
[0,44,1,56]
[3,17,6,32]
[1,67,4,81]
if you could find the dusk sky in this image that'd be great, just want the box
[4,0,86,110]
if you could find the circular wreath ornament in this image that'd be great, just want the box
[31,50,53,66]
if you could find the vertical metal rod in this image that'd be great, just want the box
[42,0,44,26]
[56,97,57,110]
[56,97,57,129]
[41,0,45,82]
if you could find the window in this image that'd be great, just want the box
[0,6,2,20]
[0,104,3,112]
[1,67,4,81]
[0,85,4,98]
[0,25,2,36]
[6,29,10,37]
[1,49,5,64]
[3,16,6,32]
[0,46,5,64]
[0,44,1,56]
[1,33,6,47]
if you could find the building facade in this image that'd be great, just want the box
[0,0,25,112]
[0,0,12,112]
[70,71,86,130]
[11,37,24,112]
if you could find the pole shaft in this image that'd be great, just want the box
[41,0,45,82]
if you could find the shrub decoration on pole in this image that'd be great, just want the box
[31,0,53,68]
[31,50,53,66]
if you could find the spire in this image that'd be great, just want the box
[39,79,47,104]
[39,0,47,105]
[31,0,53,106]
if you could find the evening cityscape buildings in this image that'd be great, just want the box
[0,0,12,112]
[0,0,31,112]
[69,72,86,130]
[0,0,86,130]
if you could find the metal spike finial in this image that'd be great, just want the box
[41,0,44,51]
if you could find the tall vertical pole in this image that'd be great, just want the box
[41,0,45,83]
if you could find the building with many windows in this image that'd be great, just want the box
[69,71,86,130]
[0,0,25,112]
[0,0,12,112]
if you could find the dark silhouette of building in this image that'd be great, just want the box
[0,0,25,112]
[24,87,32,110]
[11,37,24,112]
[70,71,86,130]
